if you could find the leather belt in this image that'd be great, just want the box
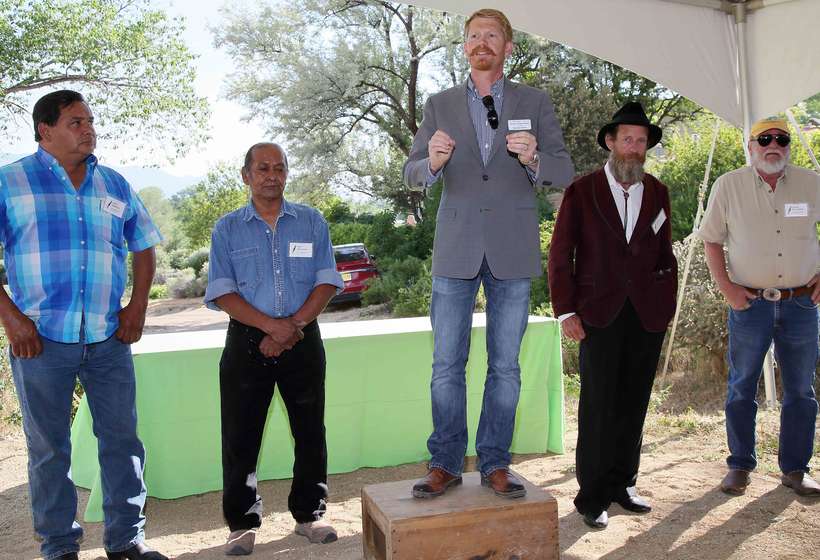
[746,286,813,302]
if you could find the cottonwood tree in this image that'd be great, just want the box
[0,0,209,160]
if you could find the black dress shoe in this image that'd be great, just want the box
[106,542,169,560]
[582,510,608,529]
[615,494,652,513]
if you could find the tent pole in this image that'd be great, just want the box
[785,108,820,173]
[660,118,722,381]
[734,1,777,407]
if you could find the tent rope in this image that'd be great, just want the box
[660,116,722,379]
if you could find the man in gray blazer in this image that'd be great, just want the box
[404,8,574,499]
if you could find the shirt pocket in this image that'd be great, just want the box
[91,198,125,247]
[287,242,316,285]
[230,246,262,295]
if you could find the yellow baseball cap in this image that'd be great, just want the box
[751,117,789,138]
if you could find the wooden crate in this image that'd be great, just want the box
[361,471,558,560]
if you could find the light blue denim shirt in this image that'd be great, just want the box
[204,199,343,317]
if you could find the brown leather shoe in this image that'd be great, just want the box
[412,467,462,498]
[481,468,526,498]
[720,469,751,495]
[781,471,820,497]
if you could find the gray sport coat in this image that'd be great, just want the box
[403,78,574,279]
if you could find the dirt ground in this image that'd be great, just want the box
[0,299,818,559]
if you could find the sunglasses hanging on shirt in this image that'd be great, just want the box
[482,95,499,130]
[753,134,791,147]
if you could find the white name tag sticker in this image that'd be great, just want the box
[101,196,126,218]
[507,119,532,131]
[785,203,809,217]
[289,242,313,258]
[652,208,667,234]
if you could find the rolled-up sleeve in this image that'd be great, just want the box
[204,221,239,310]
[312,213,344,294]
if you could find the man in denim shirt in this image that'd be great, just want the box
[204,143,343,555]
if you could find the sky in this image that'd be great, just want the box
[1,0,266,179]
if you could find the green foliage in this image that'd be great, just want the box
[0,0,209,159]
[185,247,210,277]
[317,195,354,223]
[329,222,371,246]
[148,284,168,300]
[173,163,248,249]
[530,219,555,312]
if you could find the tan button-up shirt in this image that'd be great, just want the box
[697,164,820,289]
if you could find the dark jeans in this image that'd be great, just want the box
[726,295,819,474]
[574,300,665,517]
[219,319,328,529]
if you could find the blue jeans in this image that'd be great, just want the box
[10,334,147,560]
[428,259,531,476]
[726,295,819,474]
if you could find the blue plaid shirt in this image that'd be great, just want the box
[205,200,343,318]
[0,147,163,343]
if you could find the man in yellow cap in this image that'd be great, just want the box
[698,116,820,497]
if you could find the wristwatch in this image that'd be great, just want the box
[521,152,539,166]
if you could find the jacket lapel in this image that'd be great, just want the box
[591,169,627,242]
[487,78,520,164]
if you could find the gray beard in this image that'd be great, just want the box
[608,152,645,185]
[751,151,787,175]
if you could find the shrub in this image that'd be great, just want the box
[149,284,169,300]
[392,265,433,317]
[668,239,728,377]
[363,256,430,314]
[185,247,210,276]
[167,264,208,299]
[329,222,371,246]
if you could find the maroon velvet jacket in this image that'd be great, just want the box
[548,168,678,333]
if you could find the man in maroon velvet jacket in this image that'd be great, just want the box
[548,102,677,530]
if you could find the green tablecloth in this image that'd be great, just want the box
[69,315,564,521]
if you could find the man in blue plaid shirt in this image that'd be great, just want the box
[0,91,167,560]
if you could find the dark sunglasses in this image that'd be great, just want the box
[753,134,790,147]
[482,95,499,130]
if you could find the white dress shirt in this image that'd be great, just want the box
[558,162,645,324]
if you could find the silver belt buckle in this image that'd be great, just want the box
[762,287,781,302]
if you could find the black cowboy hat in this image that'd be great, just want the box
[597,102,662,151]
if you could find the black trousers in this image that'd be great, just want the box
[574,299,665,516]
[220,319,328,529]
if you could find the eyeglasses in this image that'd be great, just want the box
[482,95,499,130]
[752,134,790,148]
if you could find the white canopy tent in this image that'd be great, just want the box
[404,0,820,402]
[405,0,820,139]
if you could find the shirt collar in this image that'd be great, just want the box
[752,164,788,188]
[604,161,643,192]
[35,145,98,173]
[466,75,505,100]
[242,198,297,222]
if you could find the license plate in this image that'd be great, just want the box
[341,272,352,281]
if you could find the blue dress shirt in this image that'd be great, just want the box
[205,200,343,317]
